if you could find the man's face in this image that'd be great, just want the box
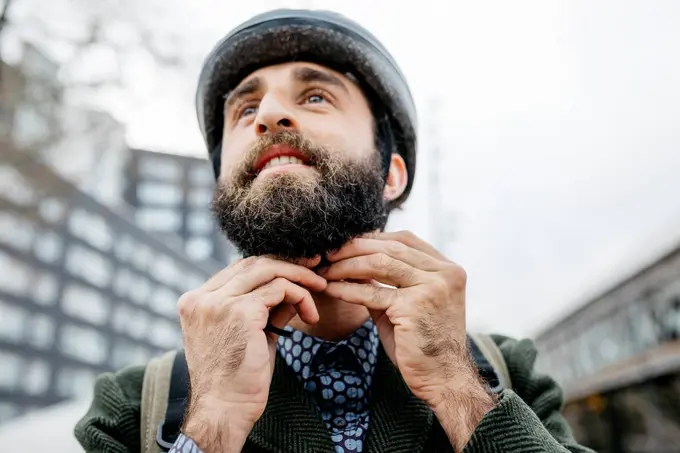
[211,62,392,259]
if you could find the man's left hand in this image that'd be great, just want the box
[320,231,496,449]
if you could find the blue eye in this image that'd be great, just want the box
[240,106,258,118]
[306,94,326,104]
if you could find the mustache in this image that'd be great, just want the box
[233,131,326,183]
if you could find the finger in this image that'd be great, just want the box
[206,256,327,295]
[327,238,441,271]
[249,277,320,325]
[287,255,322,269]
[201,259,249,292]
[324,281,396,311]
[377,231,450,262]
[320,253,424,288]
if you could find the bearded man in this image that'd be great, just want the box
[75,9,593,453]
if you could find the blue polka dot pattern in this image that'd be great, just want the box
[277,319,379,453]
[169,433,203,453]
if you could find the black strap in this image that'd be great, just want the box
[467,335,503,393]
[211,143,222,179]
[155,339,502,450]
[156,350,190,451]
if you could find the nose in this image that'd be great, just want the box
[254,94,299,136]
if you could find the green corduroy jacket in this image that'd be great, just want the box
[74,334,594,453]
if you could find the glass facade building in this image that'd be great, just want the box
[0,144,221,424]
[534,241,680,452]
[123,148,236,266]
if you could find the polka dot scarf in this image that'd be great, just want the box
[277,320,379,453]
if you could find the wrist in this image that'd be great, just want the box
[182,399,254,453]
[430,375,497,452]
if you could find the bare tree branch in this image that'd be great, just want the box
[0,0,13,36]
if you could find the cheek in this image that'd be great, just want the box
[307,119,374,160]
[220,138,250,176]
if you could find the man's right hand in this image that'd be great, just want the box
[177,255,326,453]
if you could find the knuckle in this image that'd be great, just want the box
[177,290,199,313]
[432,278,450,296]
[395,230,416,243]
[239,256,258,270]
[445,264,467,289]
[370,285,386,306]
[270,277,289,288]
[385,240,407,256]
[369,253,389,269]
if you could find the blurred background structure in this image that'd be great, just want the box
[1,1,680,452]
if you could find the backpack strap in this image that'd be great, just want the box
[468,333,512,392]
[141,350,177,453]
[154,350,190,452]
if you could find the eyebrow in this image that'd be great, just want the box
[224,77,262,111]
[223,66,350,113]
[292,66,349,95]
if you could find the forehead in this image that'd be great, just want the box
[232,61,358,93]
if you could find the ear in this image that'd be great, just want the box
[383,153,408,203]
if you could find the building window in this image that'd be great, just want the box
[148,287,179,318]
[55,367,98,399]
[39,198,67,224]
[139,156,182,181]
[135,208,182,233]
[111,304,150,340]
[0,300,27,342]
[137,182,184,206]
[130,244,153,272]
[186,236,213,261]
[0,351,23,391]
[0,165,36,206]
[128,275,151,306]
[62,283,111,325]
[25,314,56,349]
[21,359,51,396]
[113,267,133,299]
[68,208,113,252]
[188,188,212,207]
[187,211,215,234]
[0,212,35,252]
[189,164,213,186]
[111,340,153,370]
[149,318,181,349]
[65,244,112,288]
[0,252,32,297]
[33,229,64,264]
[59,324,109,365]
[32,272,59,306]
[150,254,180,289]
[112,304,134,335]
[114,234,135,263]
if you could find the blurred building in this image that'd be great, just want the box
[535,239,680,452]
[0,143,221,425]
[1,43,62,152]
[1,42,129,210]
[1,44,234,267]
[123,148,236,265]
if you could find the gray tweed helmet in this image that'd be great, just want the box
[196,9,418,204]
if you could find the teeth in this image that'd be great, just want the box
[263,156,305,169]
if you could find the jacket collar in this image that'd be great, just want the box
[247,345,435,453]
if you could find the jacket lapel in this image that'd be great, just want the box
[365,346,434,453]
[247,354,333,453]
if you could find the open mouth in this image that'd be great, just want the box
[253,144,312,174]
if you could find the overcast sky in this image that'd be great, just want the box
[8,0,680,338]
